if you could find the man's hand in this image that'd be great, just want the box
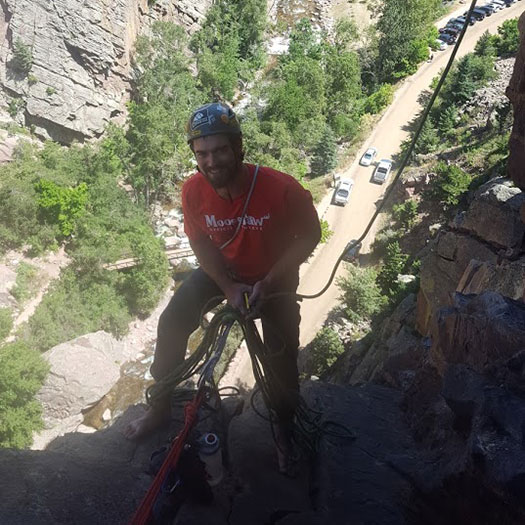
[246,278,271,317]
[223,281,253,315]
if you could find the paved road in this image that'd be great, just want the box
[220,2,524,390]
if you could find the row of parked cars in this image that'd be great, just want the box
[438,0,521,46]
[333,147,393,205]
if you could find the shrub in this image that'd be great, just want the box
[425,161,471,208]
[377,241,409,297]
[337,265,387,323]
[371,227,401,259]
[0,308,13,340]
[11,262,39,304]
[320,218,333,244]
[493,18,519,57]
[0,341,48,448]
[364,83,394,114]
[392,200,418,230]
[309,327,345,376]
[35,179,89,237]
[10,39,32,75]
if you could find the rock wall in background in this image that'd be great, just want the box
[506,10,525,190]
[0,0,211,143]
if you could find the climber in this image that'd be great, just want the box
[125,102,321,474]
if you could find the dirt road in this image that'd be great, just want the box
[220,3,524,390]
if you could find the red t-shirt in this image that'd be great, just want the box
[182,164,319,284]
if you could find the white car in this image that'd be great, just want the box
[435,39,448,51]
[334,178,354,205]
[359,147,377,166]
[372,159,393,184]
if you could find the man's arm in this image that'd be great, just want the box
[190,236,252,313]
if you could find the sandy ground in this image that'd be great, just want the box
[219,1,525,391]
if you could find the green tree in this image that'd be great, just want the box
[392,200,418,230]
[35,179,88,237]
[377,241,409,297]
[364,83,394,114]
[0,341,48,448]
[474,31,497,58]
[310,126,337,176]
[309,327,345,376]
[11,262,39,304]
[437,104,458,138]
[426,161,471,208]
[414,119,439,155]
[493,18,519,57]
[337,265,387,323]
[377,0,441,81]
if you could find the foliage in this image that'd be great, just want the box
[309,327,345,376]
[310,126,337,177]
[20,268,130,352]
[414,118,440,155]
[0,341,48,448]
[377,0,441,82]
[35,179,88,237]
[371,227,402,260]
[10,262,39,304]
[376,241,409,297]
[129,22,201,207]
[7,98,25,118]
[364,83,394,114]
[10,39,32,75]
[492,18,519,57]
[425,161,471,208]
[392,200,418,230]
[440,53,496,107]
[337,265,387,323]
[436,104,458,138]
[0,308,13,341]
[474,31,496,58]
[190,0,266,98]
[319,218,333,244]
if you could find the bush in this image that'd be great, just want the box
[320,218,333,244]
[392,200,418,230]
[10,39,32,75]
[0,308,13,340]
[371,227,402,259]
[425,161,471,208]
[493,18,519,57]
[309,327,345,376]
[337,265,387,323]
[377,241,409,297]
[0,341,48,448]
[364,84,394,114]
[11,262,39,304]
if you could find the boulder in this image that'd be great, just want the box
[454,178,525,251]
[37,331,126,428]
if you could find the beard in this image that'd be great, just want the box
[201,157,243,190]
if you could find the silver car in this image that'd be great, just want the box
[372,159,393,184]
[360,147,377,166]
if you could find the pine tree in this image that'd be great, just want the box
[310,126,337,177]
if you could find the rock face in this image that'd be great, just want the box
[0,0,211,143]
[37,331,126,428]
[507,10,525,190]
[417,177,525,336]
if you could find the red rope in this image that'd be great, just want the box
[129,389,206,525]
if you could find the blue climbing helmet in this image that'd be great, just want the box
[186,102,241,143]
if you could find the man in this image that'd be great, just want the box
[125,102,321,473]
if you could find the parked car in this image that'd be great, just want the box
[455,16,475,26]
[438,32,457,45]
[477,6,494,15]
[371,159,393,184]
[486,2,504,10]
[467,8,486,20]
[435,39,448,51]
[359,147,377,166]
[334,178,354,205]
